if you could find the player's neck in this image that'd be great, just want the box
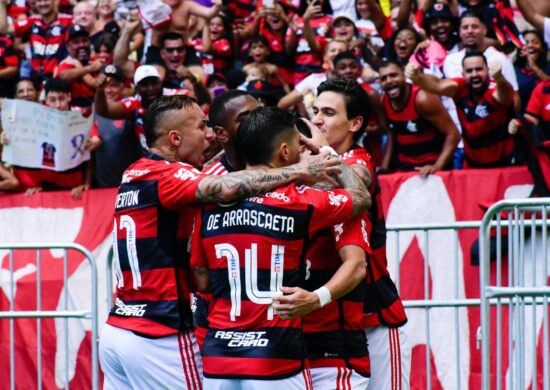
[223,145,245,171]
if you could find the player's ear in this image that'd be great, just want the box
[213,126,229,144]
[279,141,291,162]
[349,116,363,134]
[168,130,182,146]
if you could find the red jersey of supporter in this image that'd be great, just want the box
[107,151,204,337]
[261,27,294,86]
[287,15,331,85]
[360,82,384,167]
[382,85,444,170]
[54,61,95,107]
[0,36,19,72]
[526,80,550,129]
[343,145,408,328]
[13,13,73,76]
[452,77,515,168]
[191,184,354,379]
[226,0,256,20]
[191,38,232,76]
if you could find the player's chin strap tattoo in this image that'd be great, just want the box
[195,152,342,204]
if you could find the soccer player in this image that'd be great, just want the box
[191,106,370,389]
[191,90,261,350]
[311,78,410,390]
[406,51,517,168]
[98,95,343,389]
[379,60,460,175]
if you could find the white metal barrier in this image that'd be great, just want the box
[0,243,99,390]
[387,221,481,390]
[480,199,550,390]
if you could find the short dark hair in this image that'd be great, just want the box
[94,33,117,53]
[459,10,484,26]
[160,32,185,48]
[16,77,40,91]
[209,90,251,128]
[143,95,196,147]
[317,78,371,133]
[44,78,71,94]
[462,50,487,66]
[378,59,404,71]
[333,51,360,67]
[249,35,270,48]
[236,106,296,165]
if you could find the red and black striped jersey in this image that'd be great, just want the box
[0,36,19,70]
[191,37,232,76]
[192,153,234,351]
[286,15,331,85]
[452,78,515,168]
[526,80,550,136]
[383,85,444,170]
[227,0,256,20]
[13,13,73,76]
[107,152,204,337]
[343,146,407,328]
[191,184,355,379]
[302,148,372,376]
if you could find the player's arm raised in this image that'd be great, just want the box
[195,151,342,204]
[405,63,458,97]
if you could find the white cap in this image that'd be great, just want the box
[333,12,356,23]
[134,65,161,85]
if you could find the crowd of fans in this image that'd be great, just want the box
[0,0,549,197]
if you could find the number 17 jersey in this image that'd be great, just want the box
[191,184,355,379]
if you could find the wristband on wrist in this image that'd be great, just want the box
[314,286,332,307]
[319,145,339,157]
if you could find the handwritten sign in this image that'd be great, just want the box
[1,100,92,171]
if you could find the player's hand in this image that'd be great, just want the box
[415,164,437,177]
[297,151,341,187]
[508,118,520,135]
[404,62,421,82]
[272,286,321,319]
[298,118,329,154]
[489,61,503,80]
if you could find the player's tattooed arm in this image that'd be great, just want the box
[351,163,372,189]
[334,160,371,217]
[193,266,210,293]
[195,151,342,204]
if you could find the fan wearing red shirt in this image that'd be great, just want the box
[191,106,369,389]
[0,35,19,98]
[406,51,517,168]
[54,24,103,108]
[0,0,72,81]
[99,95,349,389]
[285,0,332,85]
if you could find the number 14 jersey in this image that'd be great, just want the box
[191,184,355,379]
